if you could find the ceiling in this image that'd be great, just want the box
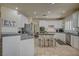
[0,3,79,19]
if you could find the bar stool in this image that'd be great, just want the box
[53,35,56,47]
[48,35,52,47]
[38,35,42,47]
[53,38,56,47]
[39,35,44,47]
[50,39,53,47]
[50,35,54,47]
[44,35,48,47]
[38,38,41,47]
[44,39,48,47]
[43,35,46,47]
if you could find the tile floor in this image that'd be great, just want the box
[34,39,79,56]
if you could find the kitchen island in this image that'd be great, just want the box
[1,33,34,56]
[34,33,56,47]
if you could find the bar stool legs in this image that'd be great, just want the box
[47,39,49,47]
[38,39,41,47]
[44,39,45,47]
[38,37,56,47]
[53,39,56,47]
[51,40,53,47]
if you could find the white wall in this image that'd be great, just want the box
[17,14,29,28]
[39,20,63,32]
[1,7,29,34]
[39,20,63,28]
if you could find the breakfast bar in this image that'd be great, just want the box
[35,33,56,47]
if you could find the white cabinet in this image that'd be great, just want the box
[54,33,66,42]
[71,35,79,49]
[72,12,78,28]
[78,11,79,27]
[2,35,34,56]
[3,35,21,56]
[64,11,79,32]
[20,38,34,56]
[64,15,73,32]
[71,35,74,47]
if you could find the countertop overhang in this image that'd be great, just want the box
[1,33,21,37]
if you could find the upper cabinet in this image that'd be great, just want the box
[72,11,78,28]
[64,15,73,32]
[78,11,79,27]
[64,11,79,33]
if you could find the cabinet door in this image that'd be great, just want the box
[54,33,66,42]
[3,36,20,56]
[71,35,74,47]
[78,11,79,27]
[20,38,34,56]
[72,12,78,28]
[73,36,79,49]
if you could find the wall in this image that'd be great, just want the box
[39,20,63,32]
[1,7,29,34]
[17,14,29,28]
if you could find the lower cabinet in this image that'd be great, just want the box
[71,35,79,49]
[20,38,34,56]
[54,33,66,42]
[3,36,20,56]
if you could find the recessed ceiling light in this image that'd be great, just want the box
[34,11,37,15]
[16,7,18,9]
[48,11,51,14]
[49,3,55,4]
[62,11,66,13]
[51,3,55,4]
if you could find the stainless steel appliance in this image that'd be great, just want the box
[56,28,64,32]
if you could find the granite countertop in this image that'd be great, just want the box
[38,32,55,35]
[1,33,34,40]
[21,34,33,40]
[38,32,79,36]
[38,33,55,35]
[1,33,21,37]
[66,32,79,36]
[1,33,33,37]
[38,32,78,36]
[56,32,79,36]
